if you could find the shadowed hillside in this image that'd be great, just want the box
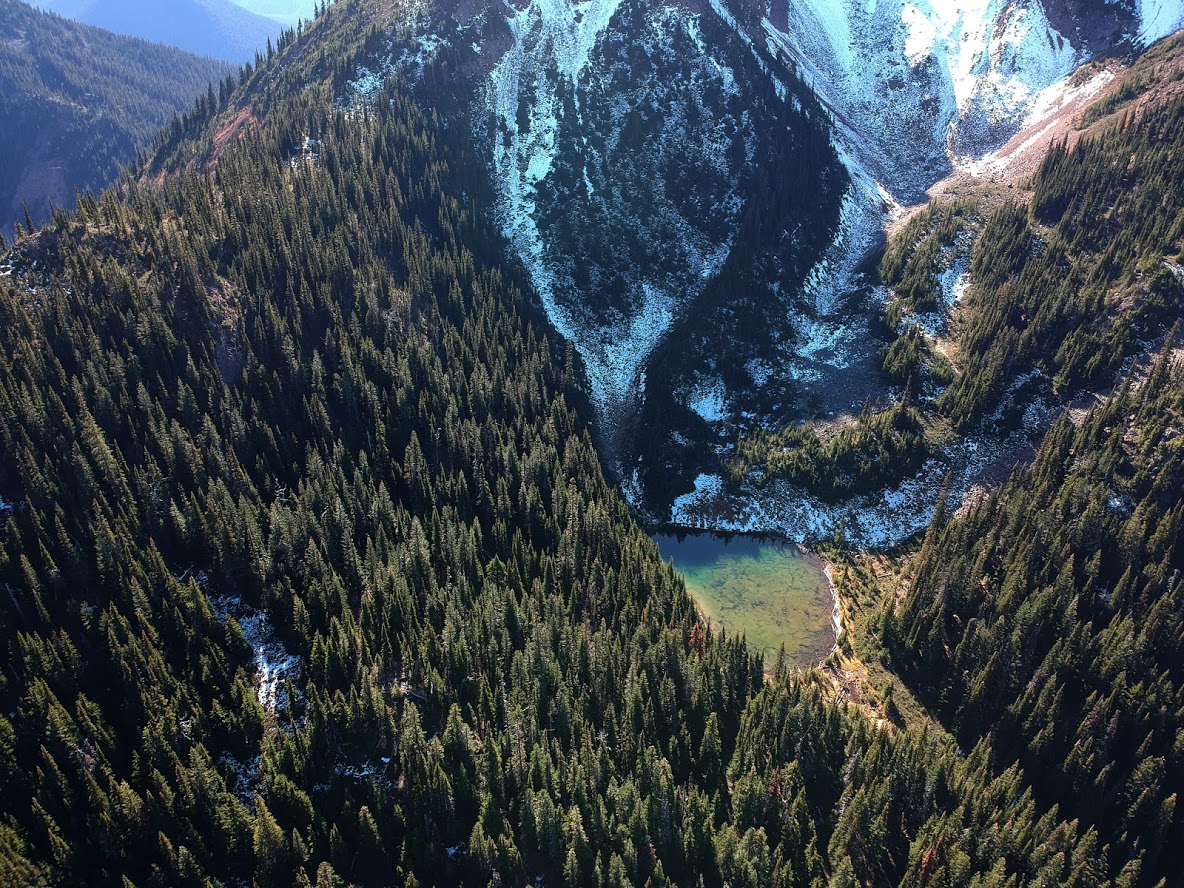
[0,0,229,235]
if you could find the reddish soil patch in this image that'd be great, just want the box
[983,64,1121,182]
[209,107,259,168]
[913,36,1184,218]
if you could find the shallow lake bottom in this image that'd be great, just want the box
[655,531,837,666]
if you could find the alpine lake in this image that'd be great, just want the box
[655,532,837,666]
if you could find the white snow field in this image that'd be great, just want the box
[212,596,300,714]
[1138,0,1184,42]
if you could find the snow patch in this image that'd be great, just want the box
[621,469,644,507]
[905,266,973,336]
[787,160,888,378]
[220,754,261,803]
[755,0,1082,200]
[672,474,725,528]
[487,0,629,416]
[688,377,728,423]
[940,265,970,308]
[213,596,300,714]
[1137,0,1184,44]
[822,564,844,642]
[800,172,888,315]
[669,435,1000,548]
[792,0,857,72]
[346,63,393,101]
[746,359,773,386]
[713,0,790,100]
[669,367,1062,549]
[794,316,857,370]
[339,12,448,105]
[901,3,938,64]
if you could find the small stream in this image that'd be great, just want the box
[656,531,838,666]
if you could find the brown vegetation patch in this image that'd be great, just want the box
[209,107,259,168]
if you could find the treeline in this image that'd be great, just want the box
[875,65,1184,432]
[879,201,979,329]
[888,334,1184,882]
[0,0,229,232]
[1075,33,1184,130]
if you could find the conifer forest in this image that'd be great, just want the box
[1,1,1182,885]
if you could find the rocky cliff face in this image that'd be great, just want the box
[478,0,847,466]
[747,0,1181,200]
[355,0,1183,527]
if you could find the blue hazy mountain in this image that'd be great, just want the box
[228,0,317,25]
[29,0,282,61]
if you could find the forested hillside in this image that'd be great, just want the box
[1,1,1182,886]
[0,0,228,235]
[875,42,1184,883]
[888,334,1184,882]
[937,92,1184,428]
[879,38,1184,430]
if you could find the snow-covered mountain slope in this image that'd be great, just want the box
[358,0,1183,527]
[748,0,1181,201]
[1139,0,1184,42]
[476,0,847,460]
[486,0,743,435]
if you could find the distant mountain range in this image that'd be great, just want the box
[28,0,283,61]
[230,0,318,25]
[0,0,229,233]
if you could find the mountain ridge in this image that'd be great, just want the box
[29,0,284,61]
[0,0,229,236]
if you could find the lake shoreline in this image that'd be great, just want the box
[656,526,841,669]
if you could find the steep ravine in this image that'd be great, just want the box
[364,0,1184,544]
[482,0,849,469]
[629,0,1184,542]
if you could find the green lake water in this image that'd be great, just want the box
[656,533,836,665]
